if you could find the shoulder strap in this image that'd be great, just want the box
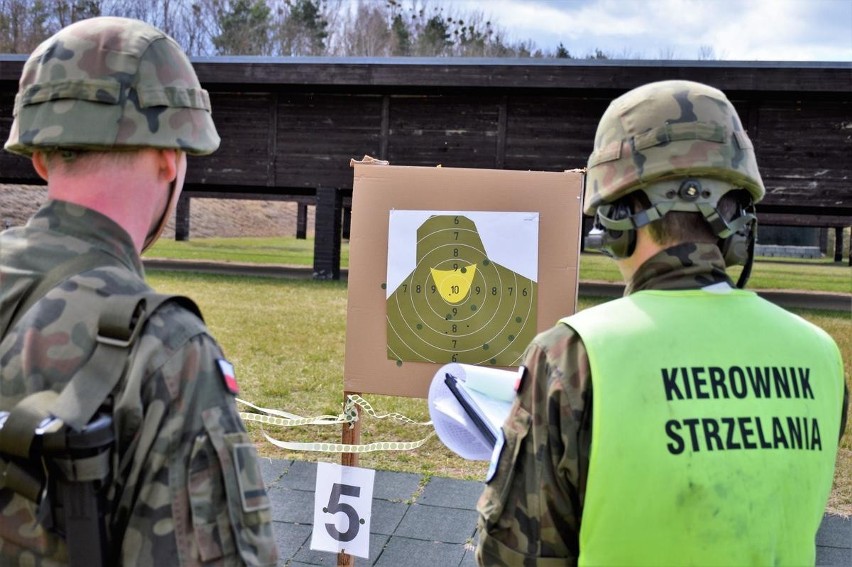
[0,250,123,340]
[0,292,201,445]
[50,292,202,431]
[0,292,201,512]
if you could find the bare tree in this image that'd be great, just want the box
[657,46,678,60]
[338,1,391,56]
[274,0,328,56]
[447,11,497,57]
[611,47,642,60]
[382,1,524,57]
[0,0,51,53]
[697,44,716,60]
[116,0,180,38]
[180,1,219,55]
[0,0,639,60]
[55,0,102,28]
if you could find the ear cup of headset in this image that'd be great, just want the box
[717,198,757,267]
[597,199,636,259]
[718,222,753,266]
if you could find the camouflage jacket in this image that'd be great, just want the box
[475,242,846,566]
[0,201,277,566]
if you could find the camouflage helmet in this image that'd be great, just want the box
[4,16,219,157]
[583,80,764,216]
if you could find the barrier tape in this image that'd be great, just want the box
[237,398,351,427]
[259,430,436,453]
[237,395,435,453]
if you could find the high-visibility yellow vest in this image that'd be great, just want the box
[561,289,844,566]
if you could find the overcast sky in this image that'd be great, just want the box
[440,0,852,61]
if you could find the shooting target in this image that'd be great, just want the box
[386,212,538,366]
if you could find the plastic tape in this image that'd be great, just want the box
[260,430,436,453]
[237,395,434,453]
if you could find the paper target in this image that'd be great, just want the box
[386,212,538,366]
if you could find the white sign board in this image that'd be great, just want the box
[311,462,376,559]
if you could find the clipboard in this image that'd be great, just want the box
[444,372,498,447]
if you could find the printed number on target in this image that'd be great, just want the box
[311,462,375,559]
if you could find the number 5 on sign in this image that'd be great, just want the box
[311,462,375,559]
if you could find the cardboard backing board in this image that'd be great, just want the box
[344,163,583,399]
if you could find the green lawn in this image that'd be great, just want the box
[145,236,850,293]
[578,251,851,293]
[145,236,349,267]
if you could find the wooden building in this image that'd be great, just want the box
[1,57,850,276]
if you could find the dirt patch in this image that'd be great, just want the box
[1,184,313,238]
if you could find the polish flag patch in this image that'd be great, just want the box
[514,366,527,393]
[217,359,239,395]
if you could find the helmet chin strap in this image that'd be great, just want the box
[734,221,756,289]
[141,177,179,254]
[142,150,185,253]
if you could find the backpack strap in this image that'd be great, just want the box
[1,244,203,432]
[0,391,60,502]
[0,391,59,459]
[50,292,202,430]
[0,292,201,461]
[0,250,123,340]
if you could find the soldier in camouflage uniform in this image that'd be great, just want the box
[0,17,277,565]
[476,80,848,565]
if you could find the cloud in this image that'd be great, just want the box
[443,0,852,60]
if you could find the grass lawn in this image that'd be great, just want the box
[145,236,350,267]
[146,269,852,515]
[579,251,851,293]
[145,236,850,293]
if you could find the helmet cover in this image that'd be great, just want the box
[584,80,764,216]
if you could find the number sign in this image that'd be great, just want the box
[311,462,375,559]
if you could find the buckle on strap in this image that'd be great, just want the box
[0,391,60,459]
[95,296,147,348]
[0,457,45,503]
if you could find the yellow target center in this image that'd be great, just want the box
[430,264,477,304]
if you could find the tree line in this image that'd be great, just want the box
[0,0,621,58]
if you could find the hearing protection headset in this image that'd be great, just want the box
[584,178,758,287]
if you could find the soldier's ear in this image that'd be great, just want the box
[32,151,50,182]
[155,148,180,183]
